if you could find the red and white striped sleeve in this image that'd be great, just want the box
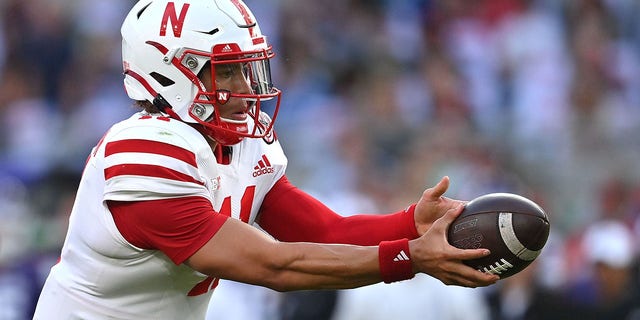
[102,116,214,202]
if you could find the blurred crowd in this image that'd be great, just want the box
[1,0,640,319]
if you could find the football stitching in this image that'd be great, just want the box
[480,258,514,275]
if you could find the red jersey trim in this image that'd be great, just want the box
[104,163,205,186]
[105,139,197,167]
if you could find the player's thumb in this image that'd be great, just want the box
[427,176,450,199]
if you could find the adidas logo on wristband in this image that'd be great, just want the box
[393,250,410,262]
[379,239,414,283]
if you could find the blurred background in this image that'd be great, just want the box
[1,0,640,319]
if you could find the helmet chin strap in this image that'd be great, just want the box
[153,94,182,120]
[124,68,182,121]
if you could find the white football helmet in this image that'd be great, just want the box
[121,0,281,145]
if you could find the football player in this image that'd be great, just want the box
[33,0,498,319]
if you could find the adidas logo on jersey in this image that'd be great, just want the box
[393,250,410,262]
[253,154,274,177]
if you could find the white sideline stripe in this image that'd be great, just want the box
[498,212,541,261]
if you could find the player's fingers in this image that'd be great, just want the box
[476,270,500,285]
[444,269,499,287]
[451,247,492,261]
[459,263,499,285]
[431,202,464,231]
[438,258,500,287]
[426,176,450,200]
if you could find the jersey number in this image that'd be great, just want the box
[188,186,256,296]
[218,185,256,223]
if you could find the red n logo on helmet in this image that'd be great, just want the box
[160,2,190,37]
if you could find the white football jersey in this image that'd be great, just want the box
[33,112,287,320]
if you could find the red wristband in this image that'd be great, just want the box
[378,238,414,283]
[403,204,419,239]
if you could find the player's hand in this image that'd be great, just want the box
[409,203,500,287]
[413,176,466,236]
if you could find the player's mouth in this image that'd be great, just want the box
[227,111,247,121]
[221,104,249,122]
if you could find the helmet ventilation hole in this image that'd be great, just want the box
[150,72,175,87]
[136,2,151,19]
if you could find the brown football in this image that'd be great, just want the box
[447,193,550,279]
